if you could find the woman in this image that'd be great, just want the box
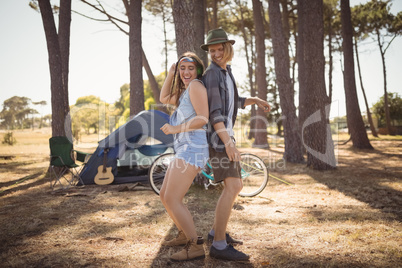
[159,52,209,261]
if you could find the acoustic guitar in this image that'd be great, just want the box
[94,148,114,185]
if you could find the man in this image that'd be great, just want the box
[201,28,270,261]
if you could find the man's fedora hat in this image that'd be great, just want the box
[201,28,235,51]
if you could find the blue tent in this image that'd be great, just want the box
[79,110,173,185]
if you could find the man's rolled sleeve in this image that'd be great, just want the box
[239,97,246,109]
[209,110,225,126]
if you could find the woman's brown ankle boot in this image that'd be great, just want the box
[162,230,187,246]
[170,237,205,261]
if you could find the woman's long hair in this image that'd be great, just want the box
[169,52,205,107]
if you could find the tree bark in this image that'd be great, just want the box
[204,0,209,33]
[173,0,206,66]
[327,5,333,103]
[193,0,207,67]
[142,49,161,106]
[173,0,195,57]
[340,0,373,149]
[297,0,336,169]
[252,0,269,148]
[38,0,71,138]
[280,0,290,47]
[212,0,218,29]
[161,6,169,78]
[58,0,71,125]
[128,0,144,116]
[290,2,298,93]
[81,0,162,113]
[297,0,307,134]
[234,0,256,140]
[141,49,168,113]
[354,36,378,137]
[376,29,393,135]
[268,0,304,163]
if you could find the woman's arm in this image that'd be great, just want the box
[160,63,178,105]
[188,81,209,129]
[160,81,209,135]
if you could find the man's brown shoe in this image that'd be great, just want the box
[170,237,205,261]
[162,230,187,246]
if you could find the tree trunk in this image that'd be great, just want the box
[297,0,307,136]
[327,6,333,103]
[250,37,256,139]
[248,37,257,140]
[58,0,71,128]
[235,0,256,140]
[252,0,269,148]
[280,0,290,47]
[212,0,218,29]
[142,49,161,105]
[340,0,373,149]
[298,0,336,170]
[82,0,161,114]
[128,0,144,117]
[268,0,304,163]
[38,0,70,138]
[376,30,393,135]
[141,49,168,113]
[173,0,205,65]
[193,0,207,67]
[173,0,195,57]
[161,8,168,78]
[203,0,210,33]
[354,36,378,137]
[289,1,298,93]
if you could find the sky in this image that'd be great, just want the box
[0,0,401,120]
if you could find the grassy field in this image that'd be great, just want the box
[0,129,401,267]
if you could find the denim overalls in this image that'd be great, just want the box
[169,79,209,169]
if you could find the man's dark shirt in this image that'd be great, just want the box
[202,61,246,152]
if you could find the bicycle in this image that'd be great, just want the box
[148,153,269,197]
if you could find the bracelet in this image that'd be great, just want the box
[224,137,235,146]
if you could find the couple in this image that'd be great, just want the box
[159,28,270,262]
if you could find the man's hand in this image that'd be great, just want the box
[256,98,271,112]
[244,97,271,112]
[225,140,241,162]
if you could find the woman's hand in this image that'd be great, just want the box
[160,123,179,135]
[160,63,178,105]
[169,63,176,74]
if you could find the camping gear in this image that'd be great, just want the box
[49,136,91,190]
[79,110,174,185]
[94,148,114,185]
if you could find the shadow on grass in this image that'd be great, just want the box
[262,246,385,268]
[0,171,46,196]
[299,146,402,222]
[0,180,165,266]
[149,185,251,267]
[1,143,400,267]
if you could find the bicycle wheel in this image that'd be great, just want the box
[148,153,175,195]
[239,153,269,197]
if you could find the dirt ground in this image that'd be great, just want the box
[0,129,401,267]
